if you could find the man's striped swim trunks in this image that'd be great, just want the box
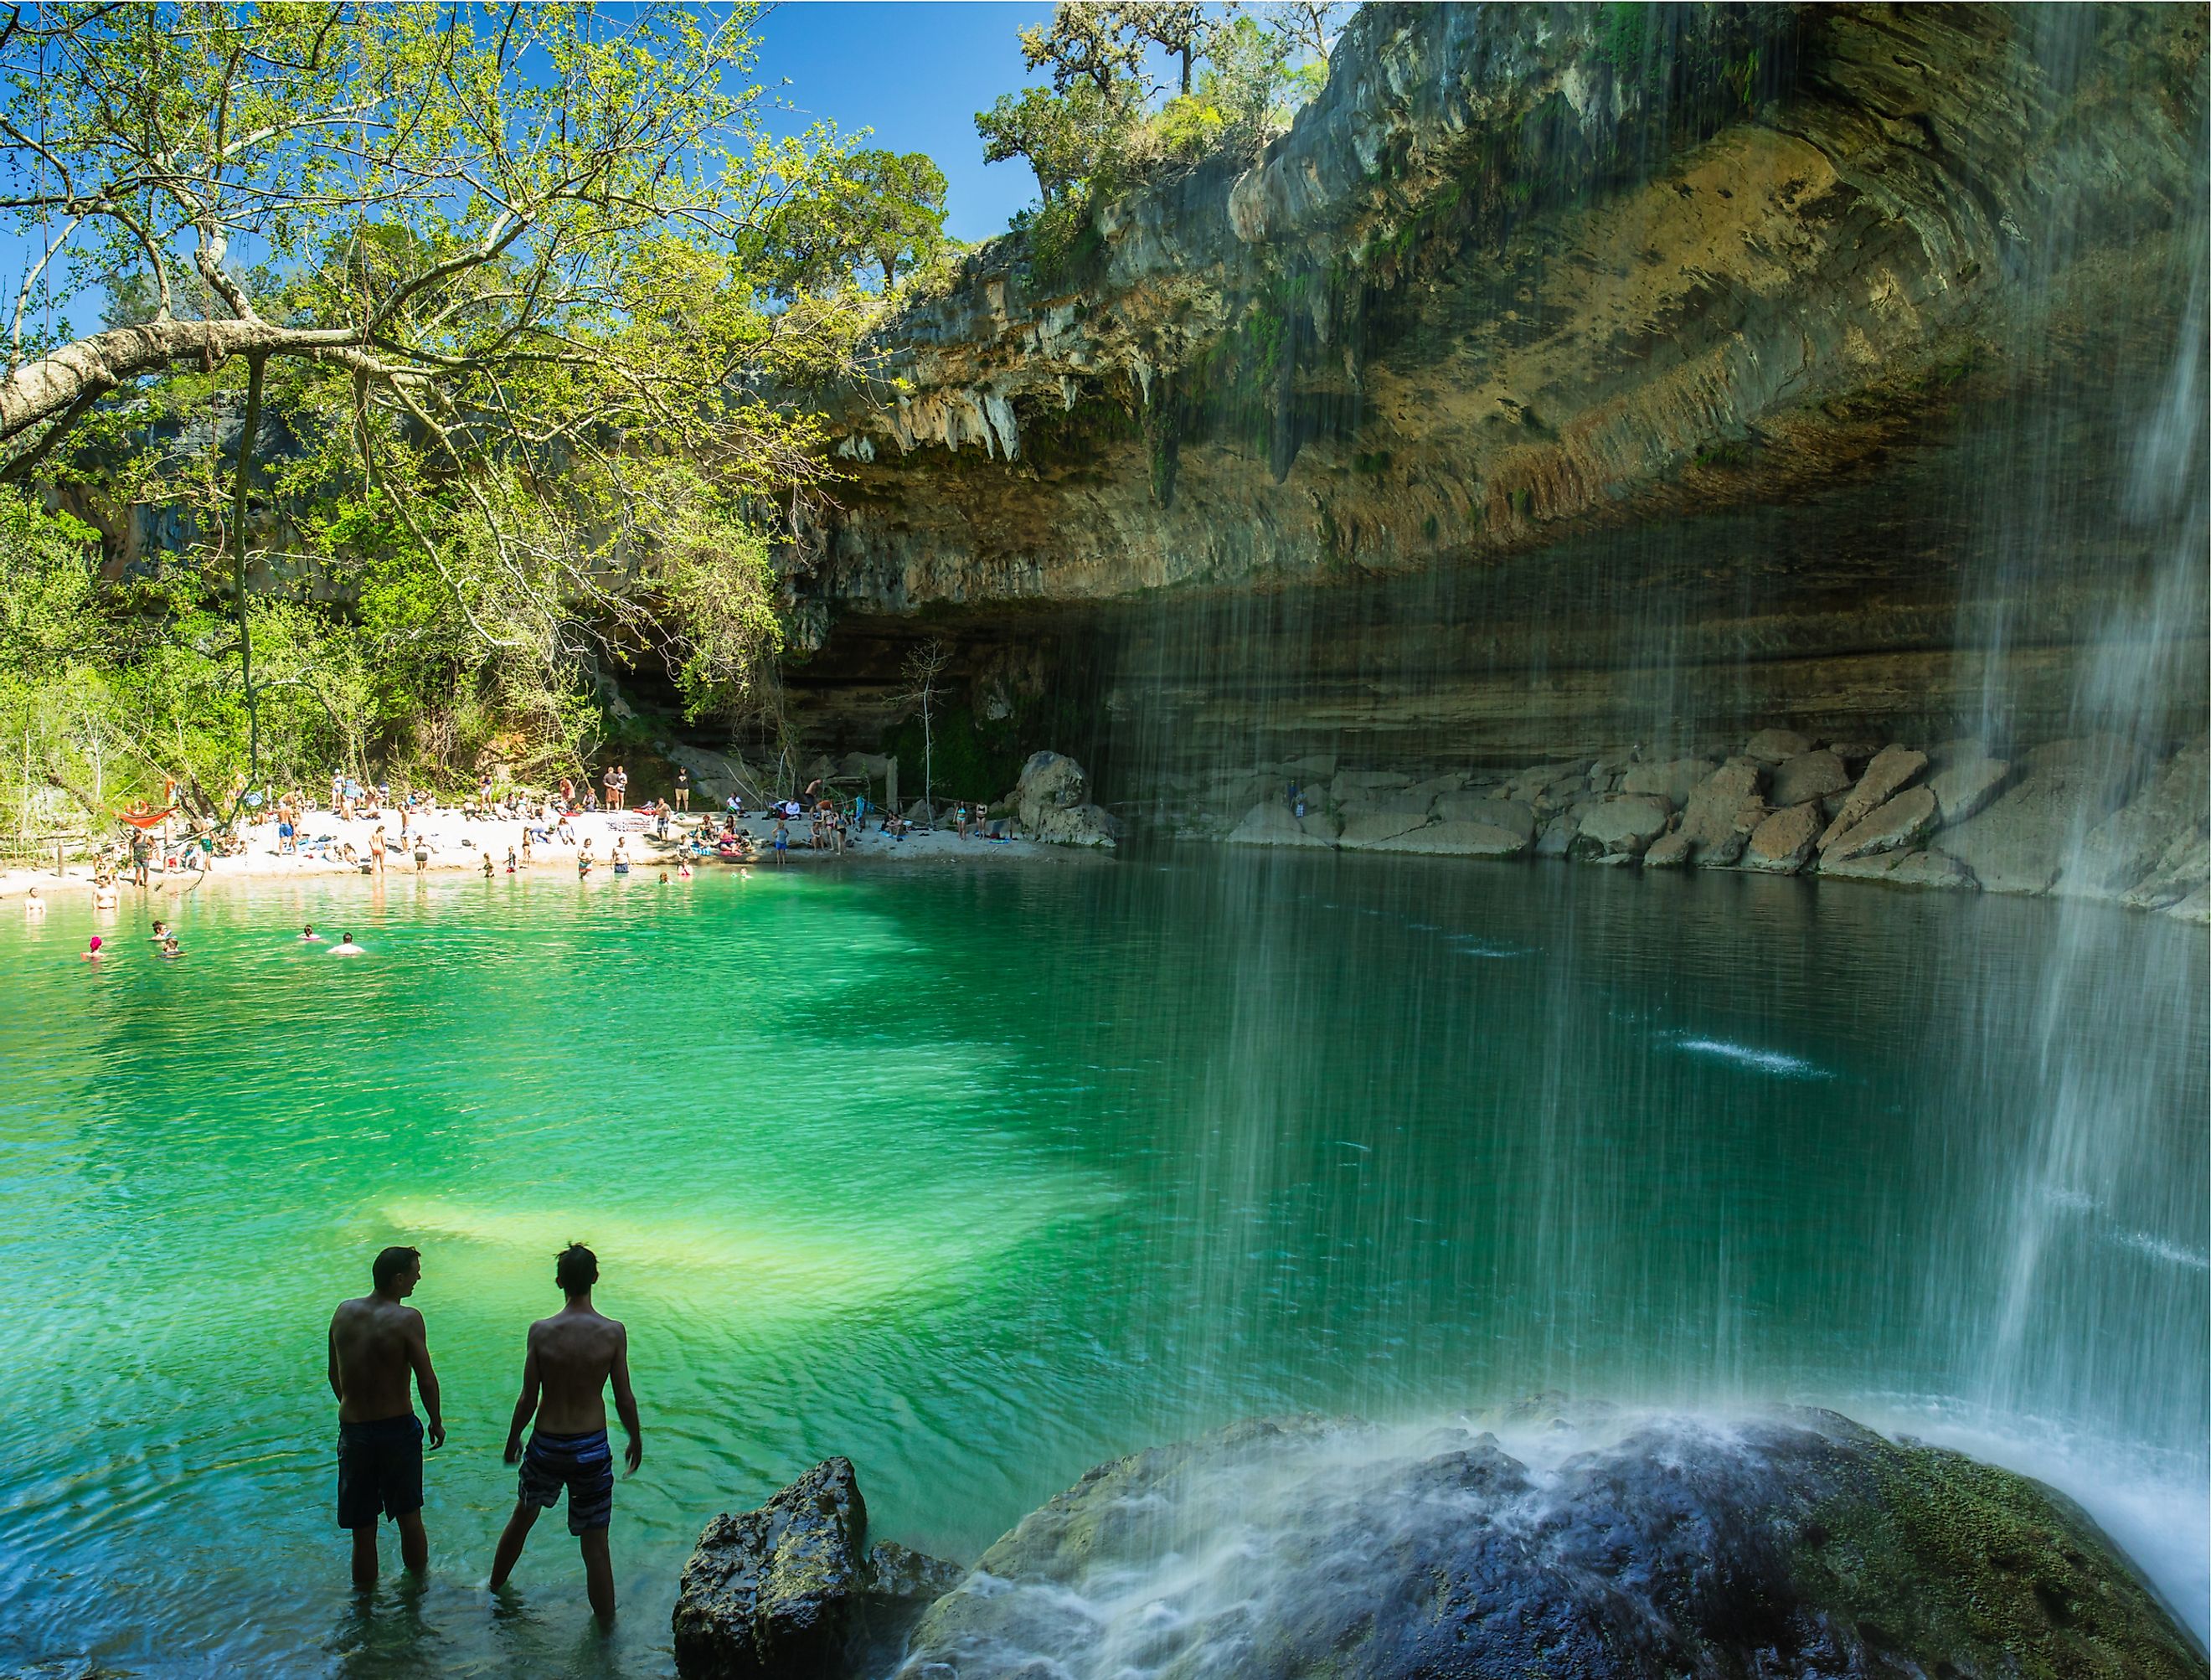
[518,1428,615,1533]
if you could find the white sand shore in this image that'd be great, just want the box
[0,807,1088,899]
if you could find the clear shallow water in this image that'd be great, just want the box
[1,853,2203,1675]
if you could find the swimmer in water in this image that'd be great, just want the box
[160,935,182,959]
[83,935,102,961]
[332,932,365,956]
[148,918,169,944]
[23,885,45,918]
[93,877,118,910]
[657,870,668,884]
[302,925,323,941]
[677,859,692,880]
[482,853,495,879]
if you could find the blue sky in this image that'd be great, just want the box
[0,3,1074,332]
[755,3,1058,241]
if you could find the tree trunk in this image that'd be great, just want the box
[230,353,267,811]
[0,316,368,446]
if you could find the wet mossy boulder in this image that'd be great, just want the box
[896,1410,2204,1680]
[674,1456,963,1679]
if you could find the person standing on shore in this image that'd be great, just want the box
[673,767,689,812]
[489,1244,642,1619]
[327,1246,445,1591]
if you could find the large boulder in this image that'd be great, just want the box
[1769,749,1852,810]
[1821,785,1941,864]
[1336,808,1432,848]
[1677,760,1765,863]
[1362,820,1528,858]
[1430,794,1536,841]
[1569,794,1672,860]
[1925,742,2013,825]
[1642,829,1694,868]
[1821,847,1979,891]
[2062,745,2208,904]
[1739,803,1822,873]
[1942,736,2151,895]
[1011,752,1119,848]
[1226,802,1339,848]
[675,1458,962,1680]
[1743,727,1814,762]
[1818,745,1929,849]
[898,1412,2203,1680]
[1620,757,1717,806]
[1328,770,1410,804]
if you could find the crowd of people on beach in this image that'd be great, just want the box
[27,762,1028,944]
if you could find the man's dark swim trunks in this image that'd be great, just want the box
[518,1428,615,1533]
[336,1413,424,1528]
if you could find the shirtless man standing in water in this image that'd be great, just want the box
[327,1245,445,1589]
[489,1244,643,1617]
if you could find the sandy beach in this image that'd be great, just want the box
[0,806,1083,900]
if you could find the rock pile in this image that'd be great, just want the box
[897,1409,2206,1680]
[672,1457,962,1680]
[1188,734,2208,920]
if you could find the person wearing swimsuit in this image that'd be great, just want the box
[490,1245,642,1618]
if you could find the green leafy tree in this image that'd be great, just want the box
[0,3,897,808]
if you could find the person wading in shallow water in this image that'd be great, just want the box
[489,1243,643,1618]
[327,1245,445,1590]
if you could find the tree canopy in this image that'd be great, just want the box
[0,2,943,822]
[977,2,1342,249]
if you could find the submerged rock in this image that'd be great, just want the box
[898,1413,2204,1680]
[674,1457,962,1680]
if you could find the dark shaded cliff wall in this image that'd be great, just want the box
[779,2,2207,788]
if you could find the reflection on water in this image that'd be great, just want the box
[0,855,2203,1673]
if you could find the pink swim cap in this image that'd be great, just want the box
[88,936,101,951]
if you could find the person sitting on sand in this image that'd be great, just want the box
[489,1244,643,1619]
[332,932,365,956]
[302,925,323,941]
[555,815,575,846]
[327,1245,444,1590]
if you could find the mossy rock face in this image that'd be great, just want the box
[900,1409,2205,1680]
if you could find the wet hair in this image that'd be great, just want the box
[555,1242,599,1296]
[373,1245,420,1290]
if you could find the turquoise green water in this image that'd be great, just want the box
[3,853,2204,1675]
